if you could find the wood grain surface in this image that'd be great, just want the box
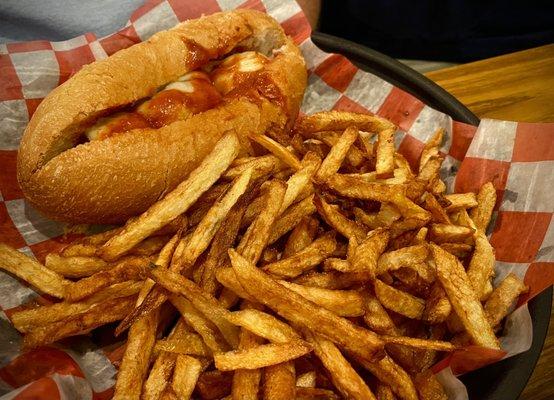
[427,44,554,400]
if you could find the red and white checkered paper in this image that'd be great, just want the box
[0,0,552,398]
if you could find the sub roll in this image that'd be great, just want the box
[17,10,307,223]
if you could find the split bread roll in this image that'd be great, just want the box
[17,10,307,223]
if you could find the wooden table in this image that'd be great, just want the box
[426,44,554,400]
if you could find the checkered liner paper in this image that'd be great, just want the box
[0,0,552,398]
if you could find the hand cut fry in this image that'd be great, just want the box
[430,244,500,349]
[484,273,528,328]
[114,310,159,400]
[280,152,321,213]
[374,280,425,319]
[216,267,256,302]
[349,228,389,277]
[250,134,302,170]
[381,335,456,352]
[362,292,398,336]
[296,111,394,138]
[296,371,317,388]
[155,334,211,357]
[224,154,284,180]
[312,130,367,168]
[263,361,296,400]
[325,174,405,203]
[315,127,359,182]
[293,270,368,290]
[323,258,352,273]
[143,350,177,400]
[229,250,384,362]
[263,233,336,278]
[172,355,202,400]
[439,243,473,259]
[45,253,110,278]
[278,280,365,317]
[0,243,68,298]
[422,283,451,324]
[429,223,474,243]
[423,193,451,224]
[226,309,300,343]
[269,195,316,244]
[413,370,448,400]
[466,230,495,301]
[101,132,240,261]
[305,330,376,400]
[377,244,429,275]
[314,195,368,241]
[215,341,312,371]
[283,216,319,257]
[418,154,443,184]
[444,192,478,211]
[376,128,395,178]
[376,384,397,400]
[470,182,496,232]
[197,370,232,400]
[419,129,443,173]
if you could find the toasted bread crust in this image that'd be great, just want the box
[17,10,307,223]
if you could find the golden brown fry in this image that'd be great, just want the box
[413,227,428,244]
[376,127,395,178]
[444,192,478,212]
[362,292,398,336]
[439,243,473,259]
[45,253,110,278]
[312,130,367,168]
[296,111,394,138]
[263,361,296,400]
[422,283,452,324]
[376,384,397,400]
[315,127,358,182]
[429,223,474,243]
[281,152,321,213]
[59,243,99,257]
[374,280,425,319]
[283,216,319,257]
[64,256,149,302]
[143,351,177,400]
[419,129,443,173]
[424,193,451,224]
[278,280,365,317]
[155,335,210,357]
[226,309,300,343]
[223,154,284,181]
[430,244,500,349]
[263,233,336,278]
[197,370,232,400]
[484,273,528,328]
[0,243,68,298]
[413,370,448,400]
[296,371,317,388]
[381,335,456,352]
[101,132,240,261]
[377,244,429,275]
[172,355,202,400]
[250,134,302,170]
[418,154,443,184]
[215,341,312,371]
[314,195,368,241]
[216,267,257,303]
[293,270,369,290]
[349,228,390,277]
[229,250,384,361]
[114,310,159,400]
[470,182,496,232]
[269,195,316,244]
[325,174,405,203]
[305,330,376,400]
[466,230,495,301]
[323,258,352,272]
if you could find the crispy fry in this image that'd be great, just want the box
[376,384,397,400]
[377,244,429,275]
[224,154,284,180]
[429,224,474,243]
[296,111,394,137]
[283,216,319,257]
[423,193,451,224]
[293,270,369,290]
[419,129,443,173]
[0,243,68,298]
[484,273,528,328]
[143,350,177,400]
[281,152,321,213]
[381,335,456,352]
[101,132,240,261]
[376,128,395,178]
[296,371,317,388]
[114,310,159,400]
[325,174,405,203]
[45,253,110,278]
[172,355,202,400]
[263,233,336,278]
[413,370,448,400]
[269,195,316,244]
[305,330,376,400]
[466,230,495,301]
[422,283,451,324]
[362,293,398,335]
[314,195,367,241]
[312,130,367,168]
[374,280,425,319]
[229,250,384,361]
[226,309,300,343]
[216,267,256,302]
[413,227,428,244]
[278,280,365,317]
[263,361,296,400]
[315,127,358,182]
[430,244,499,349]
[323,258,352,272]
[197,370,232,400]
[216,341,312,371]
[349,228,389,277]
[470,182,496,232]
[250,134,302,170]
[444,192,478,211]
[439,243,473,259]
[155,335,211,357]
[418,154,443,185]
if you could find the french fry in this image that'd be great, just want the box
[101,132,241,261]
[263,361,296,400]
[429,244,500,349]
[305,330,376,400]
[418,154,443,185]
[45,253,110,278]
[62,234,171,259]
[295,387,340,399]
[263,233,336,278]
[349,228,390,277]
[216,267,257,302]
[419,129,443,173]
[439,243,473,259]
[376,127,395,178]
[143,350,177,400]
[64,256,149,302]
[268,195,316,244]
[444,192,478,212]
[484,273,528,328]
[229,250,384,361]
[226,309,300,343]
[323,258,352,272]
[296,111,394,138]
[312,130,366,168]
[377,244,429,275]
[314,127,359,182]
[314,195,368,241]
[466,230,495,301]
[155,335,211,357]
[374,280,425,319]
[215,341,312,371]
[283,216,319,257]
[114,310,160,400]
[280,152,321,213]
[172,355,202,400]
[381,335,456,352]
[413,370,448,400]
[429,223,474,243]
[224,154,284,180]
[293,270,368,290]
[376,384,397,400]
[296,371,317,388]
[362,292,398,336]
[325,174,405,203]
[0,243,68,298]
[250,134,302,170]
[470,182,496,232]
[11,281,142,333]
[197,370,232,400]
[278,280,365,317]
[423,193,451,224]
[422,283,452,324]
